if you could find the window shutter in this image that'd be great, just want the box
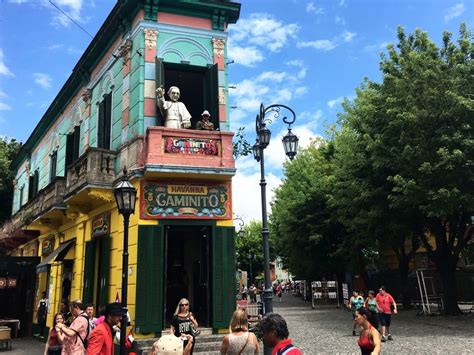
[33,170,39,196]
[99,236,110,310]
[104,93,112,149]
[28,175,34,200]
[50,151,57,182]
[98,100,105,149]
[136,225,163,334]
[212,226,235,329]
[83,240,96,304]
[73,126,80,161]
[65,133,74,167]
[205,64,219,126]
[155,58,165,126]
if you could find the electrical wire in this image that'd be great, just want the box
[48,0,93,38]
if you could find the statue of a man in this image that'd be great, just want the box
[156,86,192,129]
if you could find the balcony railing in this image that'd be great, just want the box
[65,147,117,196]
[9,177,66,231]
[144,127,235,176]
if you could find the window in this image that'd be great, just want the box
[19,186,24,207]
[98,93,112,149]
[28,170,39,200]
[50,151,57,183]
[155,59,219,129]
[65,126,81,167]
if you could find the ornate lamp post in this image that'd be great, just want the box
[114,168,137,355]
[233,216,245,238]
[252,103,298,343]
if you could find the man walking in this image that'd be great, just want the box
[375,286,397,342]
[260,313,302,355]
[86,303,123,355]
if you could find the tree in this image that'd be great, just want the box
[337,24,473,314]
[271,140,348,281]
[236,220,265,282]
[0,137,22,224]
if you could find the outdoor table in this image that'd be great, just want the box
[0,319,20,338]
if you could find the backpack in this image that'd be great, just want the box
[73,314,91,349]
[277,343,299,355]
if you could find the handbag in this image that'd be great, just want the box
[190,323,200,336]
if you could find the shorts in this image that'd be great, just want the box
[378,313,391,327]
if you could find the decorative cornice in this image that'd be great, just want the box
[144,28,159,49]
[212,38,225,58]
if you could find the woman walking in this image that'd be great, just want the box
[220,309,259,354]
[364,291,379,329]
[354,307,381,355]
[44,313,64,355]
[170,298,199,354]
[348,291,364,335]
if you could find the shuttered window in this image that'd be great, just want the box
[135,225,164,334]
[82,240,95,304]
[49,151,57,183]
[97,93,112,149]
[212,226,235,329]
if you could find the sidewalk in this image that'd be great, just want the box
[7,337,43,354]
[273,292,474,354]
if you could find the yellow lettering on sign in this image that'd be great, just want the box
[167,185,208,195]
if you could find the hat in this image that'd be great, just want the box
[152,335,183,355]
[201,110,210,117]
[105,302,123,316]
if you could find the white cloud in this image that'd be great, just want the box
[0,49,14,77]
[339,0,346,6]
[0,103,12,111]
[342,31,356,42]
[306,2,324,14]
[232,169,282,223]
[228,13,299,66]
[49,0,85,28]
[33,73,52,89]
[257,71,287,82]
[0,91,7,98]
[444,3,465,22]
[8,0,29,3]
[48,44,64,50]
[227,44,264,67]
[335,16,346,25]
[328,96,344,109]
[297,40,337,51]
[295,87,308,96]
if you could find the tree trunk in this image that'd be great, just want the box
[438,261,461,315]
[399,260,411,310]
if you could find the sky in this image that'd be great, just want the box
[0,0,472,223]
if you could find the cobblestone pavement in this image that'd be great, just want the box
[273,292,474,354]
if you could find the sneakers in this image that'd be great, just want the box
[387,334,393,340]
[352,330,356,336]
[381,335,387,342]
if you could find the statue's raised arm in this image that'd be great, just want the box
[156,86,191,129]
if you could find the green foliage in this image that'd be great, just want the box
[235,220,266,279]
[232,127,252,159]
[0,137,22,224]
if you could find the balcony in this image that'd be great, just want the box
[64,148,117,211]
[7,177,66,235]
[143,127,235,180]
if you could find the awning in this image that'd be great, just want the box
[36,240,75,273]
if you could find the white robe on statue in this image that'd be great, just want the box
[158,98,192,129]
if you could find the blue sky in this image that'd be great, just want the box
[0,0,472,222]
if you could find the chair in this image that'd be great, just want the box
[0,327,12,351]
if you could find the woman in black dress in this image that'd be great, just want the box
[170,298,198,354]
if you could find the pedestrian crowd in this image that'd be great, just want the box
[41,284,396,355]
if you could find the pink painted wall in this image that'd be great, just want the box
[157,12,212,29]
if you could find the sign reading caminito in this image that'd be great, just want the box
[141,181,231,219]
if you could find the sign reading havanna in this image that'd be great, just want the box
[141,181,232,219]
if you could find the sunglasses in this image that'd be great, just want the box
[180,303,189,307]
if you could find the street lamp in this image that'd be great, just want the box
[233,216,245,238]
[253,103,298,352]
[114,167,137,355]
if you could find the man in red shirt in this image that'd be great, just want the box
[375,286,397,342]
[260,314,302,355]
[87,303,123,355]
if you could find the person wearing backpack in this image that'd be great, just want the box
[87,303,122,355]
[56,300,90,354]
[259,314,301,355]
